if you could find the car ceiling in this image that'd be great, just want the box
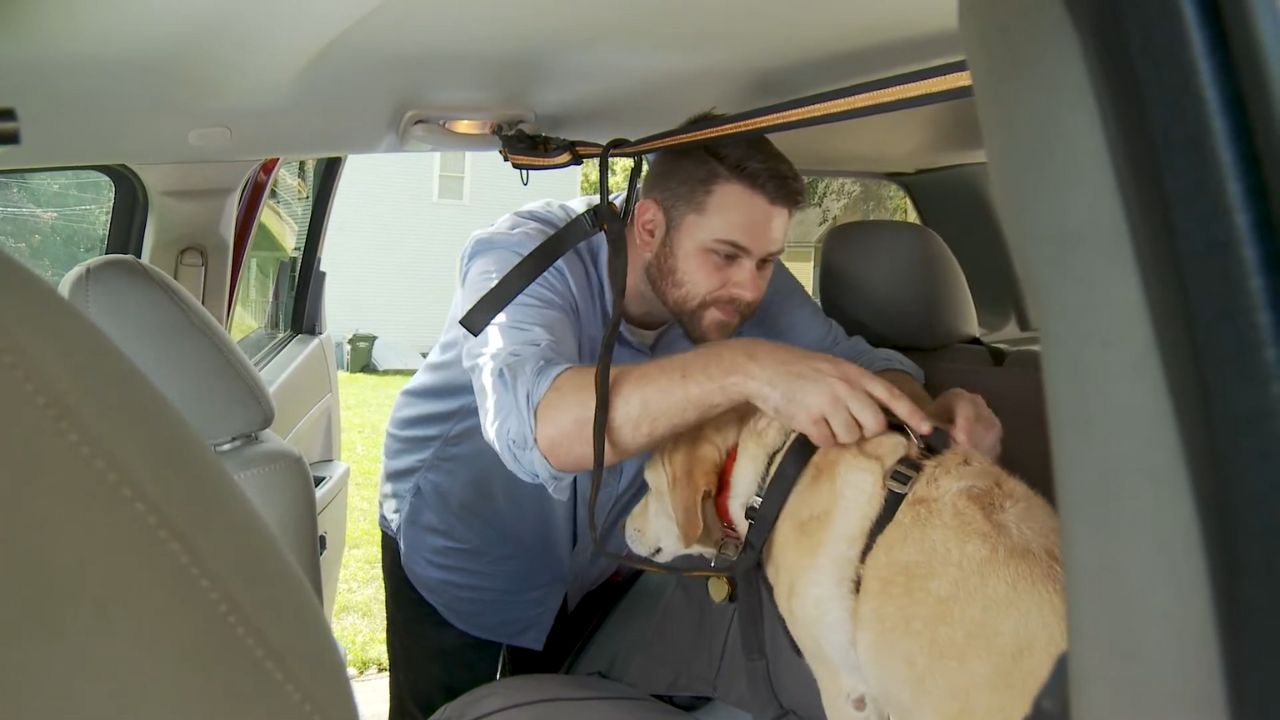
[0,0,978,173]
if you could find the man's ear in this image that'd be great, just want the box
[630,197,666,257]
[665,438,722,548]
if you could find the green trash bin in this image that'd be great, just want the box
[347,332,378,373]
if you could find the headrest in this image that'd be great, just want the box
[59,256,274,444]
[818,220,979,350]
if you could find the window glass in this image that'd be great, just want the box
[229,159,317,357]
[0,169,116,285]
[785,176,921,296]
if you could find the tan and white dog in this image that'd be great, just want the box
[624,406,1067,720]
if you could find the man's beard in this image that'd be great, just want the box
[645,239,757,343]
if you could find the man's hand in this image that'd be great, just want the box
[738,339,934,448]
[929,388,1002,460]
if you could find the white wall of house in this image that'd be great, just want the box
[322,151,582,355]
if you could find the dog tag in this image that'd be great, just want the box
[707,576,733,604]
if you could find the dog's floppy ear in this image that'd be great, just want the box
[664,436,724,548]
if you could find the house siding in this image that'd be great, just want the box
[322,152,581,354]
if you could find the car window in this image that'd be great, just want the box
[0,168,117,285]
[229,159,318,358]
[785,176,921,297]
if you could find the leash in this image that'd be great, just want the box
[581,143,730,579]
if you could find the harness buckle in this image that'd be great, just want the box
[885,463,920,494]
[713,536,743,567]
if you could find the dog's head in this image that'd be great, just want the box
[624,407,759,563]
[625,407,919,563]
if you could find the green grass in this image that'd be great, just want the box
[331,370,414,674]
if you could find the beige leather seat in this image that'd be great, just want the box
[819,219,1056,504]
[0,249,357,718]
[59,255,324,600]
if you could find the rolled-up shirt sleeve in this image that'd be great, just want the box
[457,233,583,500]
[743,262,925,382]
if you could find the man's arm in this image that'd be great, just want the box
[880,369,934,412]
[535,338,934,473]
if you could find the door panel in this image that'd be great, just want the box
[230,157,348,622]
[258,331,348,620]
[312,459,351,625]
[261,333,341,463]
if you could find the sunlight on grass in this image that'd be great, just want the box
[332,371,413,674]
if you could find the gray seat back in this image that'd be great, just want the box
[0,250,356,719]
[432,674,693,719]
[570,571,820,720]
[818,219,1055,503]
[60,255,324,597]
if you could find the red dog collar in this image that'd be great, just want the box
[715,445,740,537]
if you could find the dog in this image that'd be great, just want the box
[625,406,1067,720]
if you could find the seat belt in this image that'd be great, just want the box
[458,208,605,335]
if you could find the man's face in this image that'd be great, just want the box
[645,182,790,342]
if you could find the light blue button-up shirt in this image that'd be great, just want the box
[379,193,923,650]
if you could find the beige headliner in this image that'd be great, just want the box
[0,0,978,172]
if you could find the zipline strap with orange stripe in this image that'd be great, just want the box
[497,60,972,170]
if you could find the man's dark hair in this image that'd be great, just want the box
[639,110,807,230]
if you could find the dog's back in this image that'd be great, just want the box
[854,450,1066,719]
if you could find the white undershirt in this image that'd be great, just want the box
[622,321,667,349]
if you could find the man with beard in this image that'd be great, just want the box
[378,113,1003,719]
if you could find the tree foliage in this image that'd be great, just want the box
[578,158,914,231]
[579,157,646,197]
[804,176,918,227]
[0,170,115,284]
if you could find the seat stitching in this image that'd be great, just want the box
[0,349,325,720]
[232,458,306,482]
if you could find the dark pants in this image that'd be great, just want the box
[381,531,630,720]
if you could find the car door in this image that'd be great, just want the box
[226,157,349,621]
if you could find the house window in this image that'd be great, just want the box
[435,152,469,203]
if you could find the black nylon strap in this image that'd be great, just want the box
[735,434,818,660]
[738,435,818,570]
[731,435,817,720]
[854,425,952,593]
[585,140,630,562]
[458,208,602,336]
[857,459,919,572]
[736,567,792,720]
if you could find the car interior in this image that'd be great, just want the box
[2,1,1277,718]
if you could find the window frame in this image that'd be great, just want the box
[229,156,344,367]
[1066,0,1280,712]
[433,151,471,204]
